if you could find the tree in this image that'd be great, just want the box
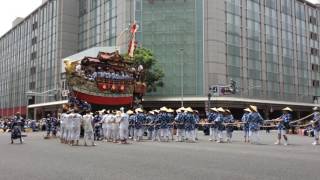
[124,48,164,93]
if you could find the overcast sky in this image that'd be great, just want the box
[0,0,320,37]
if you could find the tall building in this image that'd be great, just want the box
[201,0,320,112]
[0,0,319,118]
[0,0,78,117]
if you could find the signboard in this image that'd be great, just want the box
[209,85,234,96]
[61,90,69,97]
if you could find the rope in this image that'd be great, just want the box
[289,113,314,124]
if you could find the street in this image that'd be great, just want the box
[0,131,319,180]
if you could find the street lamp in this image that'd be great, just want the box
[179,48,184,107]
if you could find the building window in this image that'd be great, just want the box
[311,64,319,72]
[79,0,87,16]
[311,48,319,56]
[312,80,320,87]
[29,82,36,90]
[32,22,38,30]
[31,52,37,60]
[310,32,318,41]
[309,16,317,25]
[31,37,37,45]
[30,67,36,74]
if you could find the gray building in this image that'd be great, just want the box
[0,0,78,117]
[0,0,319,118]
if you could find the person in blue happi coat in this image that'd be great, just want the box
[45,113,57,138]
[146,111,155,140]
[152,110,161,142]
[167,109,175,141]
[311,107,320,146]
[193,110,200,141]
[93,111,102,141]
[175,107,185,142]
[159,107,169,142]
[134,108,146,141]
[207,108,218,141]
[128,110,135,139]
[215,107,225,143]
[241,108,251,143]
[274,107,293,146]
[247,105,264,144]
[184,107,196,143]
[224,109,235,143]
[11,112,24,144]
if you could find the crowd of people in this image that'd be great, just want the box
[76,64,135,82]
[55,105,320,146]
[2,105,320,146]
[0,118,43,132]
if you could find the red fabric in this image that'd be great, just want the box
[0,106,26,117]
[74,91,133,105]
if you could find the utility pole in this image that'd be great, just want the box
[180,48,184,107]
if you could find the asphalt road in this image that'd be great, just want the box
[0,131,319,180]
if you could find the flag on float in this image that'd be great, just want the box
[128,22,139,58]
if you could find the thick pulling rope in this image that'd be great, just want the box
[119,113,316,128]
[289,113,313,124]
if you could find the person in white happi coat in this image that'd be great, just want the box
[66,110,74,144]
[119,110,130,144]
[82,111,96,146]
[101,110,110,141]
[113,111,121,143]
[106,111,114,142]
[59,109,68,143]
[72,109,82,146]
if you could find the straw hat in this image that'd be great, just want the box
[313,107,319,111]
[249,105,258,112]
[149,111,155,115]
[217,107,225,112]
[180,107,186,111]
[176,109,181,113]
[167,108,174,113]
[127,110,134,115]
[210,107,218,112]
[160,106,168,112]
[135,108,143,113]
[185,107,193,113]
[243,108,251,112]
[282,107,293,112]
[153,110,160,113]
[225,109,231,113]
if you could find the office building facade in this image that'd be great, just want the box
[0,0,319,118]
[0,0,78,117]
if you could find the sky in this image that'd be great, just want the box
[0,0,320,37]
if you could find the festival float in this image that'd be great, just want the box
[64,23,146,109]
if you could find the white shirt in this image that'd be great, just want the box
[82,114,94,132]
[66,113,74,128]
[106,114,114,128]
[101,114,109,129]
[112,115,120,129]
[60,113,68,127]
[73,113,82,128]
[119,113,129,129]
